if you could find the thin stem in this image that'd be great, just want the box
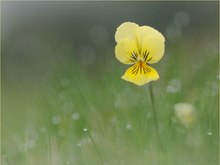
[149,83,164,152]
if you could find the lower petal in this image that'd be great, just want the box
[121,62,159,86]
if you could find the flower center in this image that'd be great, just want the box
[130,50,152,62]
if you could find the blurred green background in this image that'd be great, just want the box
[1,1,219,165]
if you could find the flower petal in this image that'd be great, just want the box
[115,38,139,64]
[121,62,159,86]
[115,22,139,43]
[139,26,165,64]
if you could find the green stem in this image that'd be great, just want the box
[149,83,164,152]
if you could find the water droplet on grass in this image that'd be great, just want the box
[166,79,181,93]
[76,143,82,147]
[52,116,61,125]
[206,132,212,136]
[126,123,132,130]
[72,113,80,120]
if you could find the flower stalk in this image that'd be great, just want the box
[149,83,164,152]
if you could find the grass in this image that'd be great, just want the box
[1,37,219,165]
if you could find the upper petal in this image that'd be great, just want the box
[139,26,165,63]
[139,26,164,41]
[121,62,159,86]
[115,38,139,64]
[115,22,139,43]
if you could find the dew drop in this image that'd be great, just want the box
[206,132,212,136]
[126,123,132,130]
[166,79,181,93]
[72,113,80,120]
[76,143,82,147]
[52,116,61,125]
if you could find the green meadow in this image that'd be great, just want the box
[1,2,219,165]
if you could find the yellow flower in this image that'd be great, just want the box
[115,22,165,86]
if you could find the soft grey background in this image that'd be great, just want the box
[2,1,219,87]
